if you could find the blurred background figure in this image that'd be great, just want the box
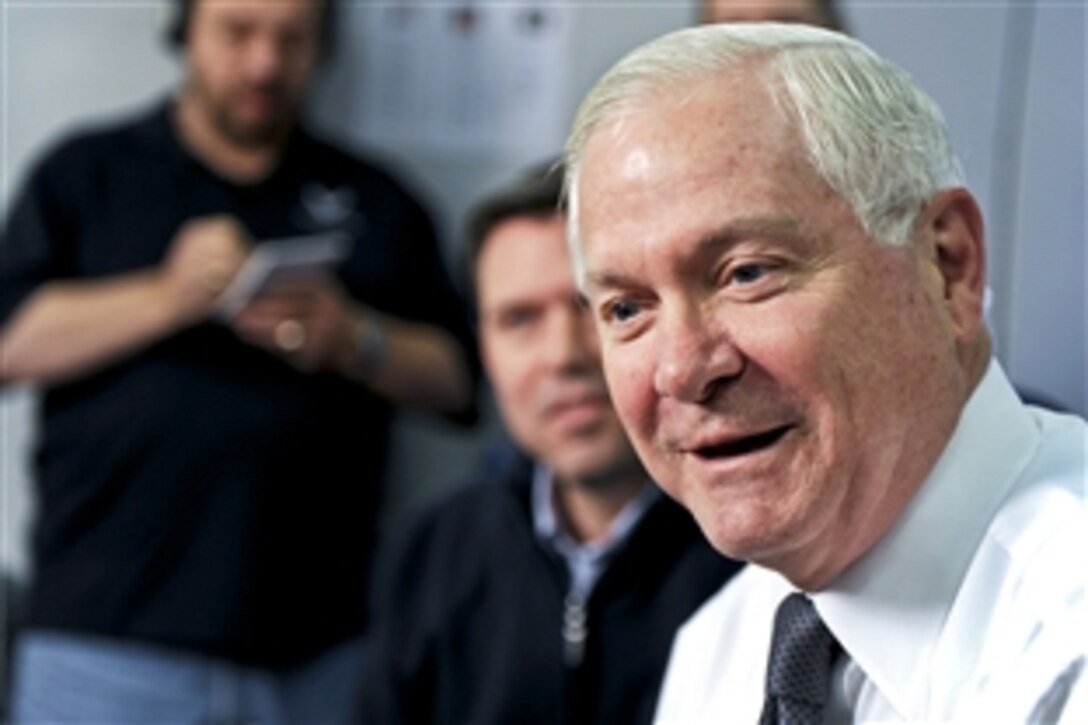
[358,163,741,725]
[0,0,474,722]
[701,0,845,29]
[0,575,25,719]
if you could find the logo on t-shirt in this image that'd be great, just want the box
[296,182,363,233]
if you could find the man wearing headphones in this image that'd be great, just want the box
[1,1,475,721]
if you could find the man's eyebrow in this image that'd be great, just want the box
[583,269,642,294]
[698,216,802,249]
[583,215,802,293]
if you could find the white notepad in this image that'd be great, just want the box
[216,232,352,319]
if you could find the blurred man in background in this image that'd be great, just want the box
[358,163,741,725]
[701,0,845,29]
[0,0,474,721]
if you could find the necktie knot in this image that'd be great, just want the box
[760,592,841,725]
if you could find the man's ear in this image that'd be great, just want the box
[919,188,987,342]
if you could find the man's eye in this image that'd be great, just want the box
[730,263,768,285]
[498,308,538,330]
[223,22,251,45]
[278,29,315,56]
[604,299,641,324]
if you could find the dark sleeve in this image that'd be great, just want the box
[372,183,482,424]
[358,508,442,725]
[1,146,80,327]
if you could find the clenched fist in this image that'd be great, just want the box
[161,215,252,323]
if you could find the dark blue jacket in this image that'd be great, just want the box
[360,447,743,725]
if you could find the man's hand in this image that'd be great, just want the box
[1,215,253,385]
[162,215,251,324]
[230,275,357,373]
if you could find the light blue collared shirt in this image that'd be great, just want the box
[531,464,661,665]
[530,464,659,600]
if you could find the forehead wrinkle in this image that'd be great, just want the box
[578,76,808,292]
[584,213,807,297]
[702,215,804,247]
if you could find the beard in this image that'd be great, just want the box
[206,83,298,149]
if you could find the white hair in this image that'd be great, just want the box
[564,23,965,284]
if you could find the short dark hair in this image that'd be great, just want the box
[166,0,338,61]
[464,160,566,311]
[814,0,846,32]
[700,0,847,33]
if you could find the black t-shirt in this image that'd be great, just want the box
[0,101,475,666]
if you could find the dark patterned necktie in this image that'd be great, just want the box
[758,593,841,725]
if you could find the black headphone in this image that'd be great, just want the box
[166,0,338,61]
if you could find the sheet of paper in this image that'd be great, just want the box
[356,2,573,158]
[216,232,352,319]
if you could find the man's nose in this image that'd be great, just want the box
[652,304,743,403]
[244,35,288,82]
[545,306,597,372]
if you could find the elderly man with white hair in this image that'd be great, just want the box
[565,22,1087,724]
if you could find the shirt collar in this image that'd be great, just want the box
[814,360,1040,719]
[531,464,658,583]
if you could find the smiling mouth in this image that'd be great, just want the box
[691,425,792,460]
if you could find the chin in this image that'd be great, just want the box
[557,446,639,486]
[218,112,289,148]
[695,523,749,559]
[689,500,786,562]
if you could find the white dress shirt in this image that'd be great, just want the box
[655,361,1087,723]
